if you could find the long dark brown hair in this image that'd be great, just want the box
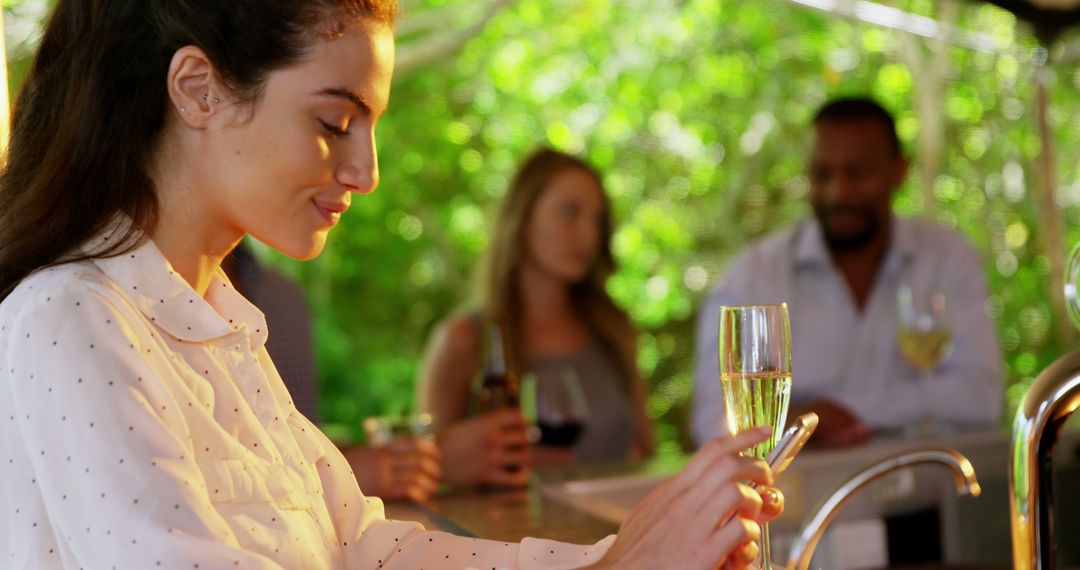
[477,148,639,392]
[0,0,397,299]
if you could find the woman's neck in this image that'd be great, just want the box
[149,144,243,297]
[517,262,573,322]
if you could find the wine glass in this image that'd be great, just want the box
[897,284,953,436]
[521,368,589,448]
[362,413,434,447]
[719,303,793,570]
[538,368,589,447]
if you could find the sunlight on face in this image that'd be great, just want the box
[210,20,395,260]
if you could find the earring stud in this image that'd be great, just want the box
[179,106,187,113]
[202,93,221,104]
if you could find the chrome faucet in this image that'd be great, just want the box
[1009,350,1080,569]
[786,447,981,570]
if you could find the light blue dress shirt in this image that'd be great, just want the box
[692,217,1004,445]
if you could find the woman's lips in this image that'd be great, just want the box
[313,199,349,225]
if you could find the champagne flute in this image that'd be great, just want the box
[719,303,793,570]
[897,285,952,436]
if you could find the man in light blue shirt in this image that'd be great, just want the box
[693,98,1003,448]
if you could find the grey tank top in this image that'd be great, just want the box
[527,340,635,463]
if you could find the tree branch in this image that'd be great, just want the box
[395,0,517,80]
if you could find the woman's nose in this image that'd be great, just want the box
[337,136,380,194]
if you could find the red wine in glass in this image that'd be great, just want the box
[537,421,583,447]
[534,368,588,448]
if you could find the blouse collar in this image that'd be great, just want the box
[86,222,269,349]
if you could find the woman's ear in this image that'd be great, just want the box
[167,45,223,129]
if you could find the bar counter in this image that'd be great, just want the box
[383,428,1080,568]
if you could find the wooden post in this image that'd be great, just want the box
[1033,65,1076,347]
[0,10,10,156]
[896,0,961,219]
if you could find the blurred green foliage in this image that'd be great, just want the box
[5,0,1079,449]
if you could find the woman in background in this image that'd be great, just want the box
[419,148,655,485]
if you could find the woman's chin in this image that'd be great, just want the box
[557,265,591,284]
[255,232,327,261]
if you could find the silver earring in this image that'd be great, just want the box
[179,106,187,113]
[202,93,221,104]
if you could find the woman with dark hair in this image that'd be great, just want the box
[419,148,655,484]
[0,1,782,568]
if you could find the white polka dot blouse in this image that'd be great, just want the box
[0,233,615,569]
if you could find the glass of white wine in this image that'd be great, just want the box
[897,284,953,436]
[719,303,793,570]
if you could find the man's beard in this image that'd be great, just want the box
[813,203,881,253]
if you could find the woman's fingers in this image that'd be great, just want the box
[479,431,532,485]
[709,517,761,565]
[390,450,443,480]
[484,465,531,487]
[490,438,532,465]
[496,431,532,450]
[680,427,772,486]
[387,468,440,502]
[722,540,759,570]
[404,470,439,496]
[698,482,762,533]
[489,408,530,431]
[758,486,785,522]
[721,456,772,489]
[685,455,769,521]
[592,428,791,569]
[733,482,765,522]
[400,477,435,503]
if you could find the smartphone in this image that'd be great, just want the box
[765,412,818,478]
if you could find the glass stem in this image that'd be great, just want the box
[923,369,933,422]
[760,522,772,570]
[919,369,937,437]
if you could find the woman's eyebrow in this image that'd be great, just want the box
[313,87,371,114]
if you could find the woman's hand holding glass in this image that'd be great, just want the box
[437,408,533,486]
[343,413,443,503]
[345,438,442,503]
[591,427,784,570]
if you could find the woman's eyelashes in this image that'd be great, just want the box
[318,118,351,138]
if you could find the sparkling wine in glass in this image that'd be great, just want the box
[897,285,952,436]
[719,303,793,570]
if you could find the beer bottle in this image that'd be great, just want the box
[477,323,519,412]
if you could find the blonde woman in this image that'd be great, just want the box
[419,148,656,485]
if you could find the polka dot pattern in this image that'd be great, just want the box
[0,233,614,569]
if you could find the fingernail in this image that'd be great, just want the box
[763,488,778,506]
[758,426,772,436]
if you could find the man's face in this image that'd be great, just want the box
[807,119,907,252]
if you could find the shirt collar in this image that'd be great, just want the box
[793,220,832,267]
[87,226,269,349]
[794,215,915,271]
